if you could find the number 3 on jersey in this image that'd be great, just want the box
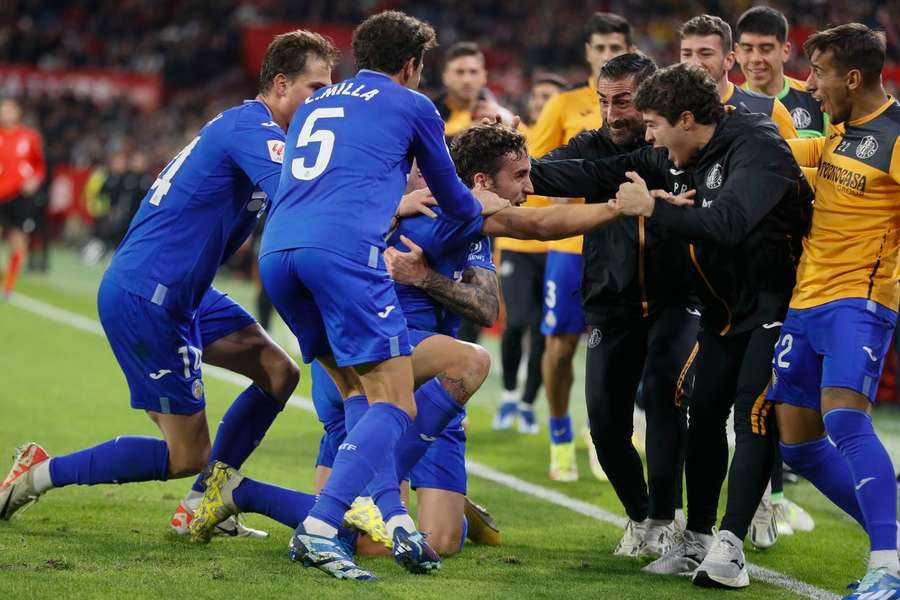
[292,107,344,181]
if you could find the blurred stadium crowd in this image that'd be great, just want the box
[2,0,900,400]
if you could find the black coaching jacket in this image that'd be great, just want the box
[531,109,813,336]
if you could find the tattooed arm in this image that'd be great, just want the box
[383,234,500,327]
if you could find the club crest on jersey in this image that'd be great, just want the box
[705,163,723,189]
[588,328,603,348]
[855,135,878,160]
[267,139,285,164]
[192,379,204,400]
[790,107,812,130]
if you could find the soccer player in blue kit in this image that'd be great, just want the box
[307,124,628,557]
[257,11,509,580]
[0,31,337,532]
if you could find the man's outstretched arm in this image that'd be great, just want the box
[481,203,622,241]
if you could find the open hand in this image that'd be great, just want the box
[472,182,511,216]
[650,188,696,207]
[397,187,438,219]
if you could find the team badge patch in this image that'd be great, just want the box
[192,379,204,400]
[705,163,723,189]
[267,139,285,164]
[790,107,812,130]
[588,328,603,348]
[855,135,878,160]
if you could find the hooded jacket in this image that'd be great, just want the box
[531,110,813,335]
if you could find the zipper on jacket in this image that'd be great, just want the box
[638,216,649,317]
[689,244,732,335]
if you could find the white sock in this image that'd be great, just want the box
[501,390,518,405]
[32,460,54,494]
[869,549,900,574]
[302,516,338,538]
[385,514,416,537]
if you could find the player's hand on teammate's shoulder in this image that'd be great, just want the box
[472,182,511,216]
[384,234,430,287]
[397,187,438,219]
[612,171,656,217]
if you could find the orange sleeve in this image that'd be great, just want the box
[771,99,798,139]
[527,92,567,157]
[788,137,826,168]
[891,136,900,185]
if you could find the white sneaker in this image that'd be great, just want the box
[170,498,268,539]
[0,443,51,520]
[750,497,779,549]
[674,509,687,534]
[774,498,814,533]
[492,396,518,431]
[642,519,677,558]
[643,529,713,576]
[693,530,750,589]
[614,518,648,557]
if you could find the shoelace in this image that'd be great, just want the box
[706,536,737,563]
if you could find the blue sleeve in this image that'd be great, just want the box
[409,94,481,221]
[465,236,495,272]
[229,118,285,201]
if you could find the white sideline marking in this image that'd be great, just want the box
[8,291,840,600]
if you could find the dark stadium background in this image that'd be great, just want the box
[2,0,900,403]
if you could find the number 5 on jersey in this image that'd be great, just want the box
[292,107,344,181]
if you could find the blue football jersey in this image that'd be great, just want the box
[260,69,481,266]
[389,207,495,334]
[104,100,285,317]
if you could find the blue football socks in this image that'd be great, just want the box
[49,436,169,486]
[232,477,317,529]
[191,384,283,493]
[393,378,464,481]
[549,414,574,445]
[309,402,411,528]
[824,408,898,551]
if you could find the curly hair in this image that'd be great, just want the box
[352,10,438,74]
[804,23,886,86]
[450,124,527,187]
[259,30,338,94]
[634,63,724,126]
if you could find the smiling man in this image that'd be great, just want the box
[530,63,813,588]
[735,6,827,139]
[769,24,900,599]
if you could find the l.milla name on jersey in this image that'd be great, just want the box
[305,81,380,104]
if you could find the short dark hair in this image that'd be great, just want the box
[599,53,658,87]
[634,63,724,126]
[803,23,886,86]
[259,30,338,93]
[584,13,633,47]
[352,10,438,74]
[532,73,569,89]
[450,124,527,187]
[680,14,733,53]
[735,6,789,44]
[444,41,484,67]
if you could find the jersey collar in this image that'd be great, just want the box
[357,69,393,81]
[243,99,274,121]
[848,95,896,127]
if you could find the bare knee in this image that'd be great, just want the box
[426,527,463,555]
[439,344,491,405]
[547,335,578,363]
[166,441,210,479]
[262,350,300,402]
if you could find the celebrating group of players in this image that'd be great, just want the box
[1,5,899,598]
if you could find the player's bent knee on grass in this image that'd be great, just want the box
[148,411,211,478]
[203,323,300,403]
[416,487,466,555]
